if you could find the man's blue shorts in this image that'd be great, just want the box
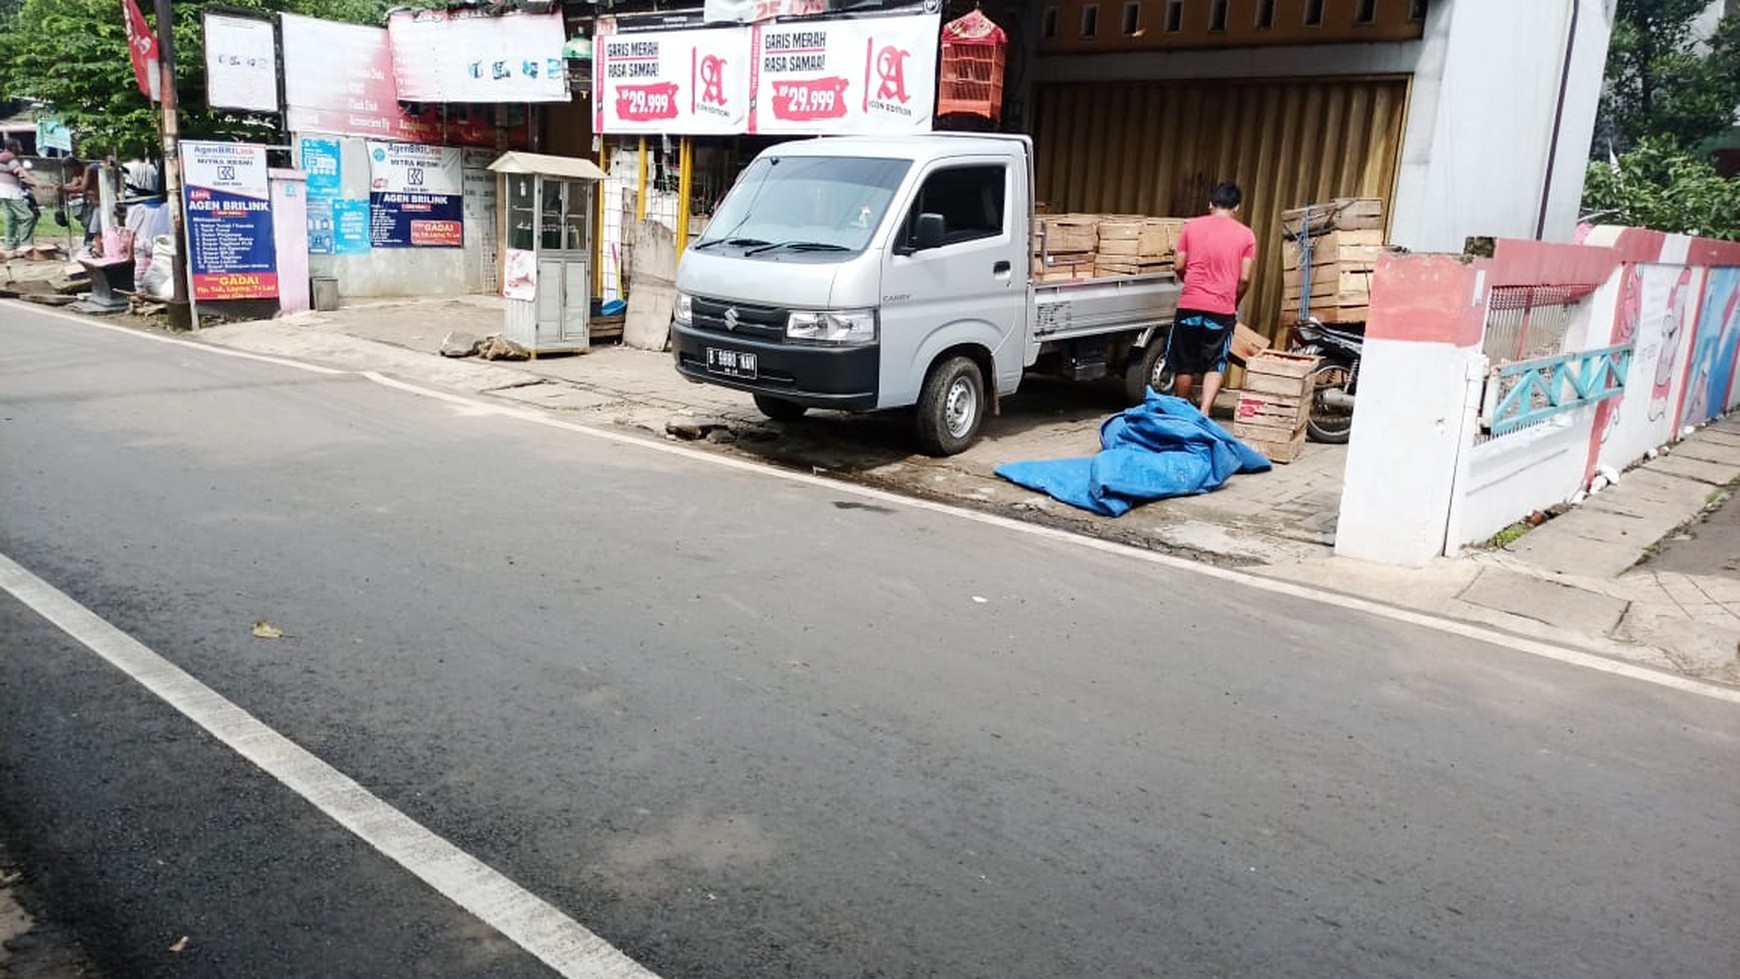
[1166,309,1238,376]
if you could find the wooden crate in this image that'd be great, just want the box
[1238,426,1308,464]
[1235,390,1309,430]
[1230,322,1270,364]
[1032,252,1093,273]
[1281,197,1385,239]
[1245,349,1320,379]
[1096,218,1143,241]
[1035,261,1094,282]
[1037,215,1098,254]
[1094,259,1172,276]
[1282,230,1384,272]
[1282,265,1373,298]
[1287,299,1364,325]
[1140,218,1185,260]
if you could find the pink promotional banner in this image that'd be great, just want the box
[280,13,506,148]
[388,9,568,104]
[750,12,939,135]
[592,27,753,136]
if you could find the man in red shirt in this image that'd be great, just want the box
[1168,182,1256,417]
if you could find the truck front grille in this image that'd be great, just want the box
[691,297,787,342]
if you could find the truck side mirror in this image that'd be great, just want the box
[912,213,946,251]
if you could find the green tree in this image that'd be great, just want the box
[1599,0,1740,153]
[1583,138,1740,240]
[0,0,401,156]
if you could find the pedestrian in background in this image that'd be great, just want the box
[1168,181,1257,418]
[0,141,40,253]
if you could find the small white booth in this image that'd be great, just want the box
[489,152,607,355]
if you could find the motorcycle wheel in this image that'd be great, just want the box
[1295,342,1355,444]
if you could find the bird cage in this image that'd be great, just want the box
[938,9,1007,123]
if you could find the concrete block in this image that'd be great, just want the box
[1506,508,1666,577]
[1672,440,1740,468]
[1458,568,1629,635]
[1646,453,1740,486]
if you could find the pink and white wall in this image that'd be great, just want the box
[1336,229,1740,567]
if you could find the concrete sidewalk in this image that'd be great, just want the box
[1264,417,1740,685]
[169,295,1737,687]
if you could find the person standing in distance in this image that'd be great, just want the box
[1168,181,1256,417]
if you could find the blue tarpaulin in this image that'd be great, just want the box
[994,391,1273,516]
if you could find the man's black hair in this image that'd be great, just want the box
[1210,182,1242,210]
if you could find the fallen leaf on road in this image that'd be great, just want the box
[168,936,190,953]
[251,621,284,639]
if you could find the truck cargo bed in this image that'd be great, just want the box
[1032,273,1181,342]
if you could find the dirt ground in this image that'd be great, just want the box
[1644,481,1740,579]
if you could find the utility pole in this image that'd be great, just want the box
[154,0,193,329]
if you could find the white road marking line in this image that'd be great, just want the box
[10,302,1739,705]
[0,551,661,979]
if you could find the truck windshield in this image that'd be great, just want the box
[697,156,911,255]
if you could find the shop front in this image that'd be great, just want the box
[588,5,945,347]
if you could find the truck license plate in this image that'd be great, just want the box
[706,347,758,379]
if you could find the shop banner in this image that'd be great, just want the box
[181,141,278,301]
[593,27,753,135]
[703,0,848,25]
[332,199,373,255]
[300,137,342,255]
[300,137,343,199]
[204,13,281,113]
[388,9,568,104]
[751,12,939,135]
[281,13,506,147]
[366,142,463,248]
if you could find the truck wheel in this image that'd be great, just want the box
[1123,338,1175,404]
[916,356,985,456]
[752,394,808,422]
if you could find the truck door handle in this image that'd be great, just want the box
[993,260,1011,274]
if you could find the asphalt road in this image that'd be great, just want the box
[1,304,1736,979]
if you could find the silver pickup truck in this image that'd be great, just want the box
[671,133,1181,455]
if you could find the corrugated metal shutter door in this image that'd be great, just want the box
[1032,76,1409,349]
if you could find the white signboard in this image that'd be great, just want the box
[388,9,568,104]
[204,14,281,113]
[751,13,939,135]
[366,142,463,197]
[593,27,753,136]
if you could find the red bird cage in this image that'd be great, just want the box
[938,9,1008,123]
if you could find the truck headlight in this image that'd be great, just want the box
[787,308,877,345]
[674,292,693,327]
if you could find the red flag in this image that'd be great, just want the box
[122,0,160,100]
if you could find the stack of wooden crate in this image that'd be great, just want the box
[1094,216,1183,277]
[1231,349,1320,464]
[1280,197,1385,324]
[1032,214,1098,281]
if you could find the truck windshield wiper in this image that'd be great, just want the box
[744,240,851,255]
[693,237,771,251]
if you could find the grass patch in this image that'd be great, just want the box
[1489,523,1530,549]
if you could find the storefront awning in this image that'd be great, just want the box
[486,152,606,180]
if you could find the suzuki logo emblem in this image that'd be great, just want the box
[723,307,740,331]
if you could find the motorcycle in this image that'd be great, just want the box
[1290,317,1362,444]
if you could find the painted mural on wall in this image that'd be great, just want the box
[1676,267,1740,428]
[1596,264,1701,472]
[1590,265,1641,467]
